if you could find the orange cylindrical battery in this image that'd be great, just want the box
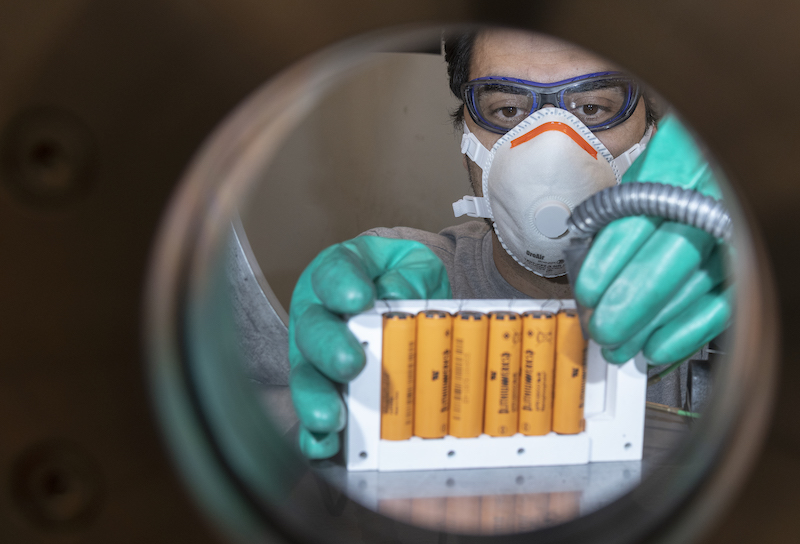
[551,310,588,434]
[414,310,453,438]
[519,312,556,435]
[381,312,416,440]
[448,312,489,438]
[483,311,522,437]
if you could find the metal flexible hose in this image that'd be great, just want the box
[567,182,733,242]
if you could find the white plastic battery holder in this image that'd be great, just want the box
[345,300,647,472]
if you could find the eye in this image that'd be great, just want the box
[474,85,533,128]
[566,98,614,124]
[581,104,600,116]
[499,107,520,118]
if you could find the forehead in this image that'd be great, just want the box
[470,29,618,84]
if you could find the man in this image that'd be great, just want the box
[288,27,730,459]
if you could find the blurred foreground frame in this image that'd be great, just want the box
[1,1,793,544]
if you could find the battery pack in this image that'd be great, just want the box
[346,300,647,472]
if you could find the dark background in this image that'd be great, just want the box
[1,1,797,542]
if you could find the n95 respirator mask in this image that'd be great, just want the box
[453,108,651,278]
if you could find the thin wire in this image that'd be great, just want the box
[648,358,685,387]
[646,401,701,419]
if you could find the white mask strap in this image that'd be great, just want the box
[460,122,492,172]
[453,195,492,218]
[454,122,493,218]
[611,124,655,175]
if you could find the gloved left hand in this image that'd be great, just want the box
[289,236,451,459]
[574,114,733,365]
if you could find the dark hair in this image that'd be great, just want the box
[444,30,478,128]
[443,29,659,131]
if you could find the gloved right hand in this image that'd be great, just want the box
[288,236,452,459]
[574,114,732,365]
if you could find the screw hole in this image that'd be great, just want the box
[447,450,455,457]
[624,442,632,450]
[361,341,368,348]
[41,470,70,496]
[29,140,62,168]
[359,451,368,459]
[446,478,455,487]
[517,448,525,455]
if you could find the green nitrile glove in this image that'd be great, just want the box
[575,114,733,364]
[599,244,727,364]
[288,236,452,459]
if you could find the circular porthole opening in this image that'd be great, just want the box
[145,24,777,544]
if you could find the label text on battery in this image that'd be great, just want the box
[381,369,394,414]
[405,341,414,423]
[441,349,450,413]
[499,353,510,414]
[522,349,534,411]
[453,339,463,416]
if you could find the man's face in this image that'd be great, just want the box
[464,29,648,196]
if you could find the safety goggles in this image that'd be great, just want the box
[462,71,642,134]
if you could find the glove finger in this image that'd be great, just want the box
[600,244,727,364]
[575,216,661,308]
[644,284,734,365]
[295,304,365,383]
[289,245,347,371]
[375,263,452,300]
[298,426,340,460]
[311,244,378,315]
[369,240,451,300]
[311,237,451,310]
[289,362,347,433]
[590,222,717,346]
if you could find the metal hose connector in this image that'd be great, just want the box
[567,182,732,242]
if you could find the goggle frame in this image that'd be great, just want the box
[461,71,642,134]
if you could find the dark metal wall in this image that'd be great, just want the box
[1,1,797,542]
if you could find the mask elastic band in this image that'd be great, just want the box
[455,122,493,218]
[611,125,654,175]
[460,122,492,172]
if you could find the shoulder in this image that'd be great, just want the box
[437,221,491,241]
[360,226,456,267]
[360,222,489,254]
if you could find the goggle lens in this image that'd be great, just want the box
[562,79,633,128]
[473,83,536,132]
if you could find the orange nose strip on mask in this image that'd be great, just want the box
[511,121,598,159]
